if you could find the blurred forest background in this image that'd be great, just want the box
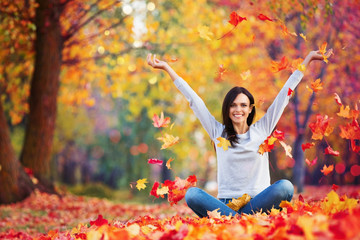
[0,0,359,204]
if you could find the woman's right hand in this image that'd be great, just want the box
[147,53,169,70]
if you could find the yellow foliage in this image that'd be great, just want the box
[321,190,358,214]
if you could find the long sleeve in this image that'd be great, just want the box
[255,70,304,136]
[173,77,223,141]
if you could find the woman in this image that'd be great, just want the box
[146,50,331,217]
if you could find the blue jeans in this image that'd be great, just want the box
[185,179,294,217]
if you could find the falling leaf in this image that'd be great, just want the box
[226,194,251,211]
[228,11,247,27]
[156,186,169,198]
[310,78,323,92]
[302,142,315,151]
[339,119,360,140]
[258,136,277,155]
[320,164,334,176]
[300,33,307,41]
[279,141,293,158]
[157,134,180,149]
[197,25,214,41]
[218,12,246,40]
[337,105,359,119]
[240,70,251,81]
[215,64,227,82]
[287,88,293,96]
[148,158,163,166]
[273,129,285,141]
[309,114,334,140]
[319,42,332,63]
[207,208,222,219]
[136,178,148,190]
[257,14,273,21]
[332,184,339,191]
[324,146,340,156]
[279,23,297,37]
[150,181,160,198]
[166,158,174,169]
[217,137,231,151]
[271,56,289,72]
[334,93,342,106]
[290,58,304,72]
[305,157,318,166]
[152,112,171,128]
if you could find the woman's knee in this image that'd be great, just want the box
[185,187,203,206]
[275,179,294,200]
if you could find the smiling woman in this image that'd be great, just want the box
[146,49,333,217]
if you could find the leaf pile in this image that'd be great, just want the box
[1,186,359,239]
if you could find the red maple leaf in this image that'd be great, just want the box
[287,88,293,96]
[332,184,339,192]
[272,129,285,140]
[150,181,160,198]
[228,11,247,26]
[324,146,340,156]
[257,14,273,21]
[302,142,315,151]
[148,158,163,166]
[90,215,108,227]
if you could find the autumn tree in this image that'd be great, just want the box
[0,0,136,203]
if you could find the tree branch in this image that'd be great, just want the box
[63,0,120,43]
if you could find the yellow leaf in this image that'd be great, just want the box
[216,137,231,151]
[337,105,352,118]
[207,208,221,219]
[300,33,307,41]
[197,25,214,41]
[156,186,169,197]
[157,133,179,149]
[126,223,140,237]
[136,178,148,190]
[310,78,323,92]
[298,64,306,72]
[297,216,315,240]
[240,70,251,81]
[226,193,251,211]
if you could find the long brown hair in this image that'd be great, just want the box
[222,87,256,146]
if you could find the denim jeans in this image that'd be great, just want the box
[185,179,294,217]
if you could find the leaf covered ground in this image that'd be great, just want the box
[0,185,359,240]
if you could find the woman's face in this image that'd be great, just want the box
[229,93,252,125]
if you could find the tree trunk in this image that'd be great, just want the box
[0,98,34,204]
[292,134,305,192]
[20,0,63,192]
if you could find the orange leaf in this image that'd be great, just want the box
[321,164,334,176]
[308,114,334,140]
[215,64,227,82]
[339,119,360,140]
[310,78,323,92]
[166,158,174,169]
[271,56,289,72]
[226,194,251,211]
[258,136,277,155]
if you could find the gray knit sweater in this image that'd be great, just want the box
[173,70,304,198]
